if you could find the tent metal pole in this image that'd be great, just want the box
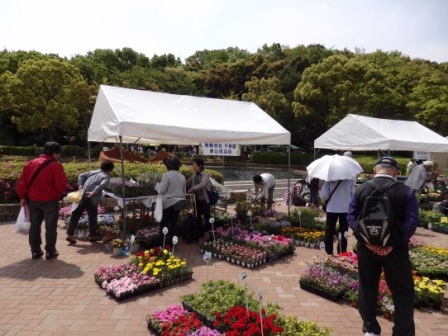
[287,145,291,215]
[119,136,126,238]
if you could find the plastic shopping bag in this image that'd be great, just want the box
[154,195,163,222]
[16,205,31,235]
[67,189,82,203]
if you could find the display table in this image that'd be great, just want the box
[103,191,158,217]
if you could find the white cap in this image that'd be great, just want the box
[423,160,433,166]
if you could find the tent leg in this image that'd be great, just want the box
[287,145,291,215]
[119,136,126,238]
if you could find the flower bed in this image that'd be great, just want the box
[410,245,448,279]
[299,264,354,301]
[94,247,193,300]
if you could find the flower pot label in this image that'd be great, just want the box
[203,252,211,263]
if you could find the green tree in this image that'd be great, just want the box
[242,76,289,118]
[1,59,93,140]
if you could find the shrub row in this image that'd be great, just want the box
[0,161,222,204]
[0,145,104,158]
[251,151,315,165]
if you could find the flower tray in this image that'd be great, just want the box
[181,301,215,328]
[299,280,345,302]
[107,282,161,301]
[147,320,162,336]
[160,273,193,288]
[431,227,448,234]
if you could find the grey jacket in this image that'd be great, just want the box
[186,170,210,203]
[156,170,186,209]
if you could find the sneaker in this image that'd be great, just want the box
[32,251,44,260]
[46,251,59,260]
[365,332,380,336]
[66,235,77,244]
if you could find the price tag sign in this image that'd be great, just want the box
[338,232,342,239]
[257,289,263,302]
[428,222,433,230]
[172,236,178,245]
[162,227,169,235]
[240,271,247,281]
[319,242,325,250]
[203,252,212,263]
[297,210,302,216]
[229,213,235,219]
[130,235,135,244]
[209,217,215,224]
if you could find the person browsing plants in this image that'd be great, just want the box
[66,160,115,244]
[16,142,67,260]
[347,156,418,336]
[253,173,276,210]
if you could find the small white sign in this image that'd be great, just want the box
[414,151,430,160]
[428,222,433,230]
[130,235,135,244]
[114,206,120,211]
[203,252,212,263]
[172,236,178,245]
[257,289,263,302]
[319,242,325,250]
[240,271,248,281]
[162,227,169,235]
[209,217,215,224]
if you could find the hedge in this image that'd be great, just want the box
[251,152,315,165]
[0,160,222,204]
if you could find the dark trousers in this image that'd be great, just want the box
[28,200,59,254]
[324,212,348,254]
[158,205,180,248]
[195,199,210,238]
[357,244,415,336]
[67,197,98,237]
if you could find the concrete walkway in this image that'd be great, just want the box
[0,207,447,336]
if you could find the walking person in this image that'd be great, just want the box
[320,179,354,255]
[66,160,115,244]
[16,142,67,260]
[186,158,211,241]
[253,173,276,210]
[155,156,186,247]
[347,156,418,336]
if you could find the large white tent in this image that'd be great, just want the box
[88,85,291,145]
[314,114,448,153]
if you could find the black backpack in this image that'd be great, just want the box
[354,180,401,246]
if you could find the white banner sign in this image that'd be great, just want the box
[199,143,240,156]
[414,151,430,160]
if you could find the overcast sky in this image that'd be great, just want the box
[2,0,447,63]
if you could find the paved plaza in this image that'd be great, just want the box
[0,206,447,336]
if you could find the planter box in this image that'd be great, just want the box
[147,321,162,336]
[431,226,448,234]
[299,280,345,302]
[160,273,193,288]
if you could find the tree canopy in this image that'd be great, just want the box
[0,45,446,148]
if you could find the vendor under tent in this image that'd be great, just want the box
[88,85,292,233]
[314,114,448,161]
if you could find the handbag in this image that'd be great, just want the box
[206,183,220,205]
[322,181,341,212]
[154,194,163,222]
[67,189,83,203]
[16,205,31,235]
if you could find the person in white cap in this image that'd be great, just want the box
[405,160,433,193]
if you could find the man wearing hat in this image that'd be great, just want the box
[405,160,434,193]
[155,156,186,247]
[348,156,418,336]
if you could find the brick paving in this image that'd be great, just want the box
[0,205,447,336]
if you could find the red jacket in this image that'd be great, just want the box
[16,154,67,202]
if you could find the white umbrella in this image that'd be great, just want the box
[307,154,363,181]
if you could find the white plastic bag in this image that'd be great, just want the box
[154,195,163,222]
[16,206,31,235]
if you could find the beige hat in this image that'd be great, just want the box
[423,160,433,166]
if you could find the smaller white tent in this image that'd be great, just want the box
[314,114,448,153]
[88,85,290,145]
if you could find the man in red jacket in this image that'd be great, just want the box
[16,142,67,260]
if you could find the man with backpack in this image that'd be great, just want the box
[347,156,418,336]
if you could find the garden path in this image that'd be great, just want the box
[0,204,446,336]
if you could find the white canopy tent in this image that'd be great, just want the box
[88,85,292,232]
[314,114,448,153]
[88,85,291,145]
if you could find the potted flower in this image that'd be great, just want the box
[111,238,125,256]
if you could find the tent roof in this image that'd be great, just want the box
[88,85,290,145]
[314,114,448,152]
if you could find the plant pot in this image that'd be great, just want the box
[112,247,122,256]
[310,243,316,248]
[304,242,310,248]
[350,301,358,308]
[300,240,305,246]
[104,243,112,252]
[131,244,139,253]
